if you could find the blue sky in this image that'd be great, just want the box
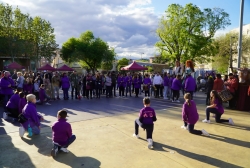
[151,0,250,30]
[1,0,249,59]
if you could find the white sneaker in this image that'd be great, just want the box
[132,133,139,139]
[181,125,187,130]
[202,119,211,124]
[175,100,180,103]
[45,102,51,105]
[36,100,40,103]
[229,118,234,125]
[60,148,69,153]
[3,112,8,120]
[201,129,210,136]
[122,96,125,98]
[172,100,176,102]
[147,139,153,149]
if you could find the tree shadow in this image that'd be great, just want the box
[209,134,250,148]
[139,139,242,168]
[0,134,36,168]
[54,153,101,168]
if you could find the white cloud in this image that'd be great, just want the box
[0,0,159,59]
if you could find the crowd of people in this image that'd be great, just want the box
[0,59,240,153]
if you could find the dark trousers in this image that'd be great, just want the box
[206,89,212,105]
[34,91,39,100]
[96,88,102,98]
[71,87,78,98]
[185,91,194,100]
[135,88,139,97]
[206,108,229,123]
[172,89,180,100]
[63,88,69,99]
[54,135,76,149]
[6,107,19,118]
[106,86,112,97]
[155,85,161,97]
[145,90,150,97]
[126,85,131,97]
[229,92,236,109]
[159,85,163,97]
[119,86,125,96]
[111,83,116,97]
[82,85,86,97]
[184,122,202,135]
[135,120,154,139]
[86,89,93,99]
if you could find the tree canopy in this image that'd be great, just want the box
[212,32,250,73]
[0,3,58,66]
[156,3,230,64]
[61,31,116,72]
[117,58,129,71]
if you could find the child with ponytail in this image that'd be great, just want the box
[181,93,210,136]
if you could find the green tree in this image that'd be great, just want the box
[212,32,250,73]
[156,3,230,64]
[117,58,129,71]
[61,31,116,72]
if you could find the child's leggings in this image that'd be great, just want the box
[134,119,154,139]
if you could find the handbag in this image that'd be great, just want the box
[19,126,25,137]
[218,89,233,102]
[18,113,28,123]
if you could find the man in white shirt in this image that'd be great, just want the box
[153,72,163,98]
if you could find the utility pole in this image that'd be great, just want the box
[237,0,244,68]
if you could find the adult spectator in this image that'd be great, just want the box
[163,73,169,100]
[173,61,183,76]
[206,74,214,105]
[16,72,24,89]
[153,72,163,98]
[184,73,196,100]
[52,72,61,100]
[0,71,15,112]
[70,71,79,99]
[44,73,52,98]
[213,74,224,93]
[12,70,18,80]
[61,73,70,100]
[105,73,112,98]
[224,73,239,109]
[111,71,117,97]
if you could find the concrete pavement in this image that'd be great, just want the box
[0,93,250,168]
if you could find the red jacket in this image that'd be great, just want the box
[213,78,224,92]
[225,78,238,93]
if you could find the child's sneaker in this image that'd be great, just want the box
[181,125,187,130]
[202,119,210,123]
[60,148,69,153]
[132,133,139,139]
[51,145,58,157]
[229,118,234,125]
[175,100,180,103]
[201,129,210,136]
[45,102,51,105]
[147,139,153,149]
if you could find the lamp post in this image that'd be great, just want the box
[230,36,236,72]
[237,0,244,68]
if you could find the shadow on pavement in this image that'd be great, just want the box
[21,134,53,156]
[152,141,243,168]
[0,134,36,168]
[213,122,250,131]
[54,153,101,168]
[209,134,250,148]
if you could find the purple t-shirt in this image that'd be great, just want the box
[139,107,156,125]
[214,99,224,114]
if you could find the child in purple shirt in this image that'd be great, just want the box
[51,110,76,157]
[133,97,157,149]
[182,93,209,136]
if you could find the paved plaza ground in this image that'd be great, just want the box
[0,92,249,168]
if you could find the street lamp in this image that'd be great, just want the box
[230,36,236,72]
[140,53,144,60]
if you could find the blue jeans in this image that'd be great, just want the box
[164,86,168,98]
[63,88,69,99]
